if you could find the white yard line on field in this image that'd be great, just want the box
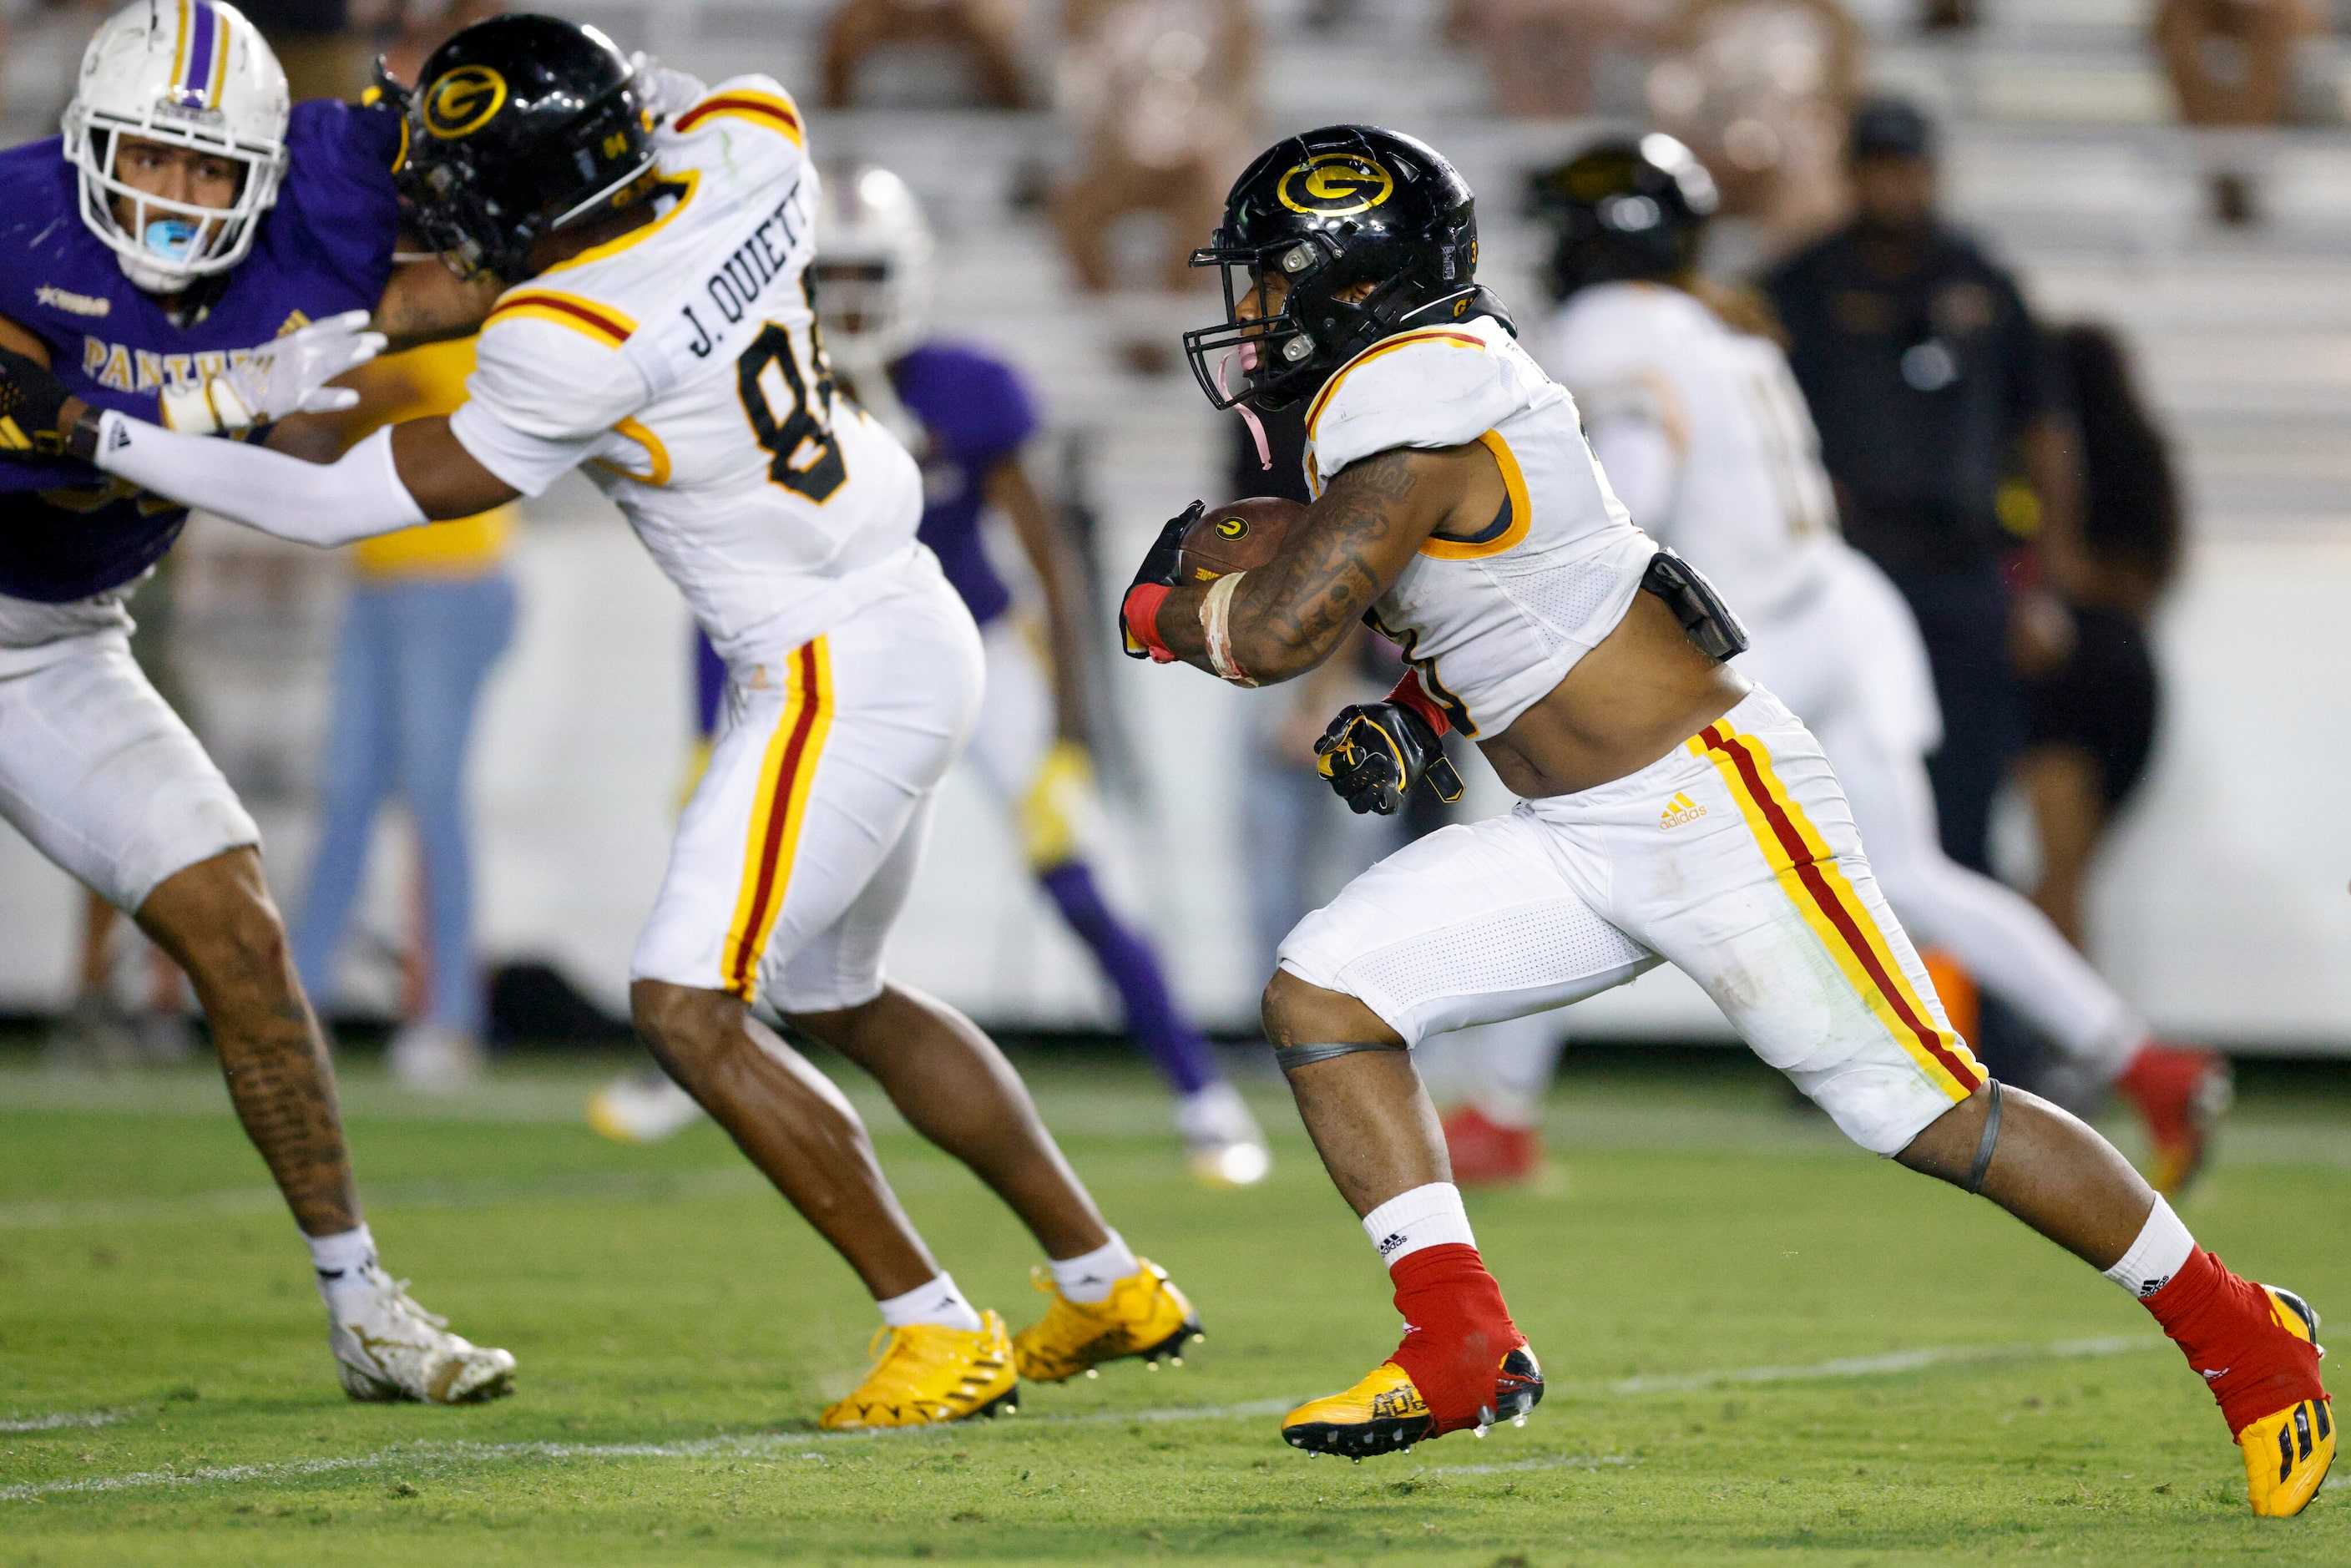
[1418,1454,1635,1477]
[1596,1333,2157,1394]
[0,1335,2164,1503]
[0,1412,119,1433]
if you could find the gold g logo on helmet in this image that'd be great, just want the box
[1215,514,1249,539]
[1277,153,1395,217]
[423,65,508,139]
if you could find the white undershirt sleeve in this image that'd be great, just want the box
[1584,415,1680,537]
[91,413,427,546]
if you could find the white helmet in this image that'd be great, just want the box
[63,0,291,293]
[811,163,933,378]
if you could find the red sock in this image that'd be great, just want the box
[2140,1247,2326,1434]
[1385,1242,1526,1433]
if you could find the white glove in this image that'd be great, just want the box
[159,310,388,435]
[629,52,707,120]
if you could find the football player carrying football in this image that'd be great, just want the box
[1437,134,2228,1196]
[1120,125,2329,1514]
[14,13,1198,1428]
[0,0,508,1405]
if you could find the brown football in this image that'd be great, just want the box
[1175,496,1305,584]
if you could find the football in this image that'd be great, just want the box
[1174,496,1305,584]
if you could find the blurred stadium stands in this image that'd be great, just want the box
[4,0,2350,1050]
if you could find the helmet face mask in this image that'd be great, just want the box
[394,17,659,285]
[63,0,289,293]
[1183,125,1484,414]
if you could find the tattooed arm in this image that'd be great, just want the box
[1154,440,1504,684]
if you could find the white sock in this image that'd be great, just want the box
[876,1272,984,1333]
[307,1225,377,1310]
[2101,1196,2197,1298]
[1361,1182,1477,1268]
[1049,1231,1139,1304]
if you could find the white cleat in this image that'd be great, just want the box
[1176,1082,1272,1188]
[328,1263,516,1405]
[386,1023,485,1093]
[587,1069,705,1144]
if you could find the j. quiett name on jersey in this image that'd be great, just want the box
[679,179,806,360]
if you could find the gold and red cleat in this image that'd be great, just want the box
[1281,1346,1543,1459]
[1440,1105,1540,1187]
[2116,1041,2232,1196]
[1011,1258,1201,1383]
[2233,1286,2333,1517]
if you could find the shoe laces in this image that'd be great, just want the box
[361,1268,449,1332]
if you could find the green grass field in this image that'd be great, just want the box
[3,1043,2348,1566]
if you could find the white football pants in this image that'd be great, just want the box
[1448,548,2141,1126]
[0,586,259,912]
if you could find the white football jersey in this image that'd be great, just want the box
[448,78,926,666]
[1302,314,1656,738]
[1539,281,1837,625]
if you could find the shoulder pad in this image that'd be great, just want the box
[471,290,648,440]
[1305,320,1526,480]
[669,77,806,146]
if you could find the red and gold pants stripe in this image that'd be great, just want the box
[721,638,835,999]
[1688,719,1984,1102]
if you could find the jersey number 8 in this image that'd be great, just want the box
[736,321,847,503]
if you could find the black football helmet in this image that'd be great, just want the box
[1183,124,1504,414]
[392,14,659,283]
[1524,133,1718,304]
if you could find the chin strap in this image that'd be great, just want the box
[1964,1079,2004,1195]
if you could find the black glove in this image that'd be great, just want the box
[1315,700,1466,816]
[1120,498,1202,661]
[0,345,74,460]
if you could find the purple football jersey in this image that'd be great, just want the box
[0,99,402,603]
[892,341,1039,628]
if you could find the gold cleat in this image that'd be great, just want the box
[2234,1285,2333,1517]
[2240,1397,2334,1517]
[1012,1258,1201,1383]
[1282,1347,1543,1459]
[817,1311,1018,1430]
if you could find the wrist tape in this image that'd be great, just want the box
[1200,571,1257,686]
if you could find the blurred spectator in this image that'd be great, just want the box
[2016,325,2182,948]
[1445,0,1671,119]
[820,0,1029,110]
[1765,95,2083,876]
[2,0,107,140]
[238,0,372,102]
[1646,0,1860,255]
[1054,0,1256,373]
[2155,0,2324,225]
[291,337,518,1090]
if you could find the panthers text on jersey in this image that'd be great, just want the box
[1540,281,1838,625]
[0,99,402,603]
[447,77,925,670]
[1300,314,1657,739]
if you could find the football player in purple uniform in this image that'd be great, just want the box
[587,164,1272,1186]
[0,0,511,1404]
